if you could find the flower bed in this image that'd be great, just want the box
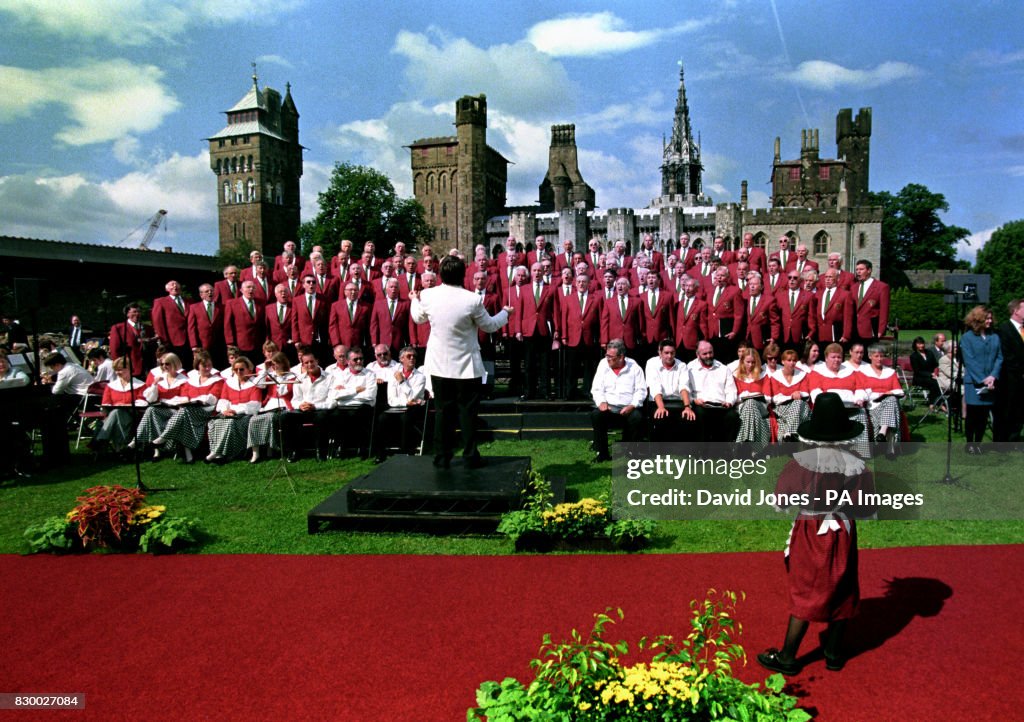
[469,590,810,721]
[24,485,200,554]
[498,472,655,552]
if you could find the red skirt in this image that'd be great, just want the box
[786,518,859,622]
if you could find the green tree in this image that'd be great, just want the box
[974,219,1024,318]
[299,162,431,258]
[213,236,258,272]
[869,183,970,287]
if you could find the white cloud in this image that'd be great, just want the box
[0,151,219,254]
[0,60,180,145]
[255,54,294,70]
[967,48,1024,68]
[747,190,771,209]
[525,12,710,57]
[1008,165,1024,177]
[0,0,305,46]
[575,92,665,135]
[780,60,922,91]
[958,227,995,264]
[392,28,575,118]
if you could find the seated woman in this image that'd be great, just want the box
[734,347,770,452]
[761,343,781,377]
[857,344,904,446]
[808,343,871,458]
[206,356,262,462]
[93,356,145,454]
[247,352,296,464]
[909,335,942,410]
[766,349,810,442]
[255,340,279,375]
[154,350,223,464]
[0,354,29,389]
[797,339,820,374]
[841,343,866,373]
[145,343,173,386]
[134,353,191,461]
[936,340,961,409]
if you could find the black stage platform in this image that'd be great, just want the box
[307,455,565,534]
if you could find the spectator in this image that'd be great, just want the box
[590,339,646,462]
[685,340,739,443]
[961,306,1001,454]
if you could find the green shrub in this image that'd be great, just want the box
[23,516,75,554]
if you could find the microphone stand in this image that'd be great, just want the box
[124,315,146,491]
[260,373,297,494]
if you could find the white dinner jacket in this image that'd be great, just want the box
[411,282,509,379]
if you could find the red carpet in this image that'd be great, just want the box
[1,546,1021,721]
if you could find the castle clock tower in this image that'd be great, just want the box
[207,69,303,252]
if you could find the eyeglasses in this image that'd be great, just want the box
[376,352,389,357]
[350,357,363,362]
[765,356,779,361]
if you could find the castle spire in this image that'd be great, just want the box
[251,61,259,89]
[660,62,705,203]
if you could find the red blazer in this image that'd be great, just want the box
[853,279,890,339]
[187,301,224,351]
[151,295,190,347]
[640,289,675,345]
[223,297,266,351]
[552,251,576,275]
[742,293,781,350]
[239,265,262,283]
[764,272,787,296]
[560,291,601,347]
[397,272,421,301]
[642,249,664,273]
[682,247,700,270]
[744,247,767,274]
[274,253,305,278]
[312,274,340,304]
[775,288,818,345]
[213,279,240,307]
[514,283,558,338]
[369,296,411,349]
[707,285,745,340]
[249,277,273,308]
[265,302,294,350]
[661,269,688,298]
[674,295,709,351]
[815,287,854,343]
[785,258,820,276]
[291,293,330,346]
[600,295,644,349]
[477,290,502,352]
[410,315,431,348]
[109,322,148,375]
[328,298,371,348]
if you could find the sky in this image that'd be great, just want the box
[0,0,1021,263]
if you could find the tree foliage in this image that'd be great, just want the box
[299,162,431,258]
[213,236,258,272]
[869,184,970,287]
[974,219,1024,319]
[889,286,956,331]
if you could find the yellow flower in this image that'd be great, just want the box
[578,702,591,711]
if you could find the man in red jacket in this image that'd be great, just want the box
[369,277,411,354]
[224,280,265,360]
[152,279,191,368]
[561,272,601,399]
[776,269,817,352]
[329,281,371,355]
[291,275,330,364]
[601,277,644,358]
[639,273,675,362]
[706,267,744,363]
[674,276,708,363]
[265,283,294,361]
[815,269,854,347]
[187,283,225,368]
[514,262,559,400]
[852,259,890,346]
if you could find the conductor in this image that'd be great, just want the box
[410,254,512,468]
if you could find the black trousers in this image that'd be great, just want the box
[564,344,598,400]
[591,406,644,454]
[431,375,482,461]
[523,335,552,397]
[690,404,740,442]
[281,408,332,458]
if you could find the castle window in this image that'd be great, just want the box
[788,167,800,181]
[235,180,244,203]
[230,138,236,146]
[753,232,768,249]
[859,232,867,249]
[430,203,435,218]
[276,182,283,204]
[233,223,238,238]
[265,182,272,201]
[813,230,830,255]
[247,155,253,171]
[440,173,446,192]
[242,222,246,239]
[427,173,435,193]
[214,159,221,174]
[442,202,447,218]
[218,139,225,148]
[223,182,230,204]
[819,165,830,180]
[247,178,255,202]
[242,136,250,145]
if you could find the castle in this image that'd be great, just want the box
[409,65,881,271]
[207,69,303,252]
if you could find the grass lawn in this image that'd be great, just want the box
[4,401,1021,555]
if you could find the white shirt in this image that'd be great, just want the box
[410,283,509,379]
[387,367,428,408]
[591,357,647,409]
[92,358,115,383]
[369,359,400,383]
[328,367,377,407]
[644,357,687,402]
[292,372,334,410]
[51,364,94,396]
[768,367,809,405]
[686,359,737,405]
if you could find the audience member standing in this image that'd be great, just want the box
[963,306,1002,453]
[995,299,1024,443]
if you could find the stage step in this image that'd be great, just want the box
[308,455,566,534]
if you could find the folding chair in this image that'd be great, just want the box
[74,381,108,449]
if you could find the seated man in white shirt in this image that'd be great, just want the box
[86,347,115,384]
[644,339,694,442]
[322,343,349,376]
[685,341,739,442]
[328,347,377,458]
[282,351,336,462]
[368,344,400,389]
[590,338,647,462]
[43,351,94,404]
[377,346,429,460]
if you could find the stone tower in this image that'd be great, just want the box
[538,124,595,212]
[836,107,871,207]
[207,70,303,253]
[455,94,489,253]
[660,63,705,203]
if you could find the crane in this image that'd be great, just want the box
[118,209,168,250]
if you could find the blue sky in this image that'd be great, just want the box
[0,1,1021,262]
